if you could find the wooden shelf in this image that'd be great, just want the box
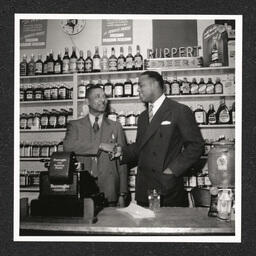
[158,66,235,73]
[20,187,39,192]
[199,124,235,128]
[20,157,50,161]
[20,128,67,133]
[77,70,144,77]
[20,74,73,79]
[20,99,73,105]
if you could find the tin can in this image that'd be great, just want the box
[217,188,233,220]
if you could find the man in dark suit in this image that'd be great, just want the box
[63,85,128,207]
[102,71,204,207]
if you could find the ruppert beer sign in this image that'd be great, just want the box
[102,20,133,45]
[20,20,47,49]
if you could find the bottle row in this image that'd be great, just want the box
[20,141,63,158]
[20,83,73,101]
[183,174,212,189]
[20,170,41,187]
[20,109,73,130]
[20,45,144,76]
[193,100,235,125]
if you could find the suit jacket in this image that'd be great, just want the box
[122,98,204,206]
[63,115,128,203]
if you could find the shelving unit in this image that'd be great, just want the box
[20,66,235,195]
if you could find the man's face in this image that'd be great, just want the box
[138,75,155,102]
[88,88,108,113]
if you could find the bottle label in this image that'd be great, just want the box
[27,118,33,128]
[198,84,207,94]
[190,84,199,94]
[104,85,112,96]
[211,51,219,62]
[124,84,132,95]
[62,60,70,73]
[134,56,143,68]
[58,88,66,99]
[171,83,180,95]
[118,116,126,126]
[117,59,125,70]
[114,86,123,97]
[109,59,117,71]
[26,92,33,100]
[126,57,134,69]
[28,63,35,75]
[54,63,61,73]
[108,114,117,122]
[208,113,217,124]
[85,60,92,71]
[69,59,77,72]
[78,86,86,98]
[35,63,43,74]
[101,59,109,72]
[35,92,43,100]
[40,116,48,126]
[77,60,84,72]
[215,83,223,94]
[41,147,49,157]
[20,119,27,129]
[47,62,54,73]
[206,84,215,94]
[195,112,205,124]
[181,82,190,94]
[58,116,66,126]
[44,90,51,100]
[49,116,57,127]
[219,110,230,123]
[93,58,101,70]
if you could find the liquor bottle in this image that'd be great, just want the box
[124,79,133,97]
[78,80,86,99]
[134,45,143,70]
[54,52,62,74]
[93,46,101,72]
[40,109,50,129]
[210,37,221,66]
[85,50,93,73]
[206,78,215,94]
[190,78,199,95]
[96,79,104,89]
[198,78,206,94]
[194,105,206,125]
[58,83,67,100]
[47,49,55,74]
[230,102,235,124]
[207,104,217,124]
[216,99,231,124]
[108,47,118,72]
[171,78,180,95]
[104,80,113,98]
[163,76,171,95]
[101,48,109,72]
[27,54,36,76]
[20,54,28,76]
[62,47,70,74]
[43,54,49,75]
[69,46,77,73]
[77,50,85,73]
[126,46,134,71]
[132,81,139,97]
[215,77,223,94]
[117,47,126,71]
[35,54,43,75]
[180,77,190,95]
[114,82,124,98]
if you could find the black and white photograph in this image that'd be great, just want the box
[14,14,242,242]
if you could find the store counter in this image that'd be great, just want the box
[20,207,235,236]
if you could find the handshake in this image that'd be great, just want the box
[99,143,122,160]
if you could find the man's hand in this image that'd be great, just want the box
[163,168,174,175]
[99,143,115,153]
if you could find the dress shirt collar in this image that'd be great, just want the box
[88,112,104,128]
[151,94,166,116]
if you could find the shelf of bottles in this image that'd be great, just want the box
[20,128,67,133]
[20,157,50,161]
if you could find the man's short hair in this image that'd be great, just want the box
[86,84,104,98]
[141,71,164,90]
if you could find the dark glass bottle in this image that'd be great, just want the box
[50,83,59,100]
[207,104,217,124]
[206,78,215,94]
[114,82,124,98]
[20,54,28,76]
[124,79,133,97]
[62,47,70,74]
[163,76,171,95]
[70,46,77,73]
[104,80,113,98]
[34,84,43,101]
[58,83,67,100]
[93,46,101,72]
[78,80,86,99]
[54,52,62,74]
[126,46,134,71]
[194,105,206,125]
[47,49,55,74]
[180,77,190,95]
[43,84,51,100]
[43,54,49,75]
[25,84,34,101]
[171,79,180,95]
[57,109,68,128]
[117,47,126,71]
[108,47,118,72]
[35,54,43,75]
[190,78,199,95]
[48,109,58,129]
[134,45,143,70]
[28,54,36,76]
[77,50,85,73]
[198,78,207,94]
[215,77,223,94]
[85,50,93,73]
[217,99,230,124]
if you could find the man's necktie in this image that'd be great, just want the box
[148,103,154,122]
[93,116,99,133]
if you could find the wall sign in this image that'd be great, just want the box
[20,20,47,49]
[102,20,133,45]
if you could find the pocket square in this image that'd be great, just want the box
[161,120,171,125]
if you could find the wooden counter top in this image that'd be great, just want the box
[20,207,235,236]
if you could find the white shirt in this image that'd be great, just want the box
[88,113,104,128]
[151,94,166,116]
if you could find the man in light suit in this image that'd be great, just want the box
[63,85,128,207]
[102,71,204,207]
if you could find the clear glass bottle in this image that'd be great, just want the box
[108,47,118,71]
[190,78,199,95]
[78,80,86,99]
[101,48,109,72]
[93,46,101,72]
[217,99,231,124]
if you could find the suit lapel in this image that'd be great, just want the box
[139,98,171,151]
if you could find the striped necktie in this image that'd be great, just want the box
[148,103,154,122]
[93,116,99,133]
